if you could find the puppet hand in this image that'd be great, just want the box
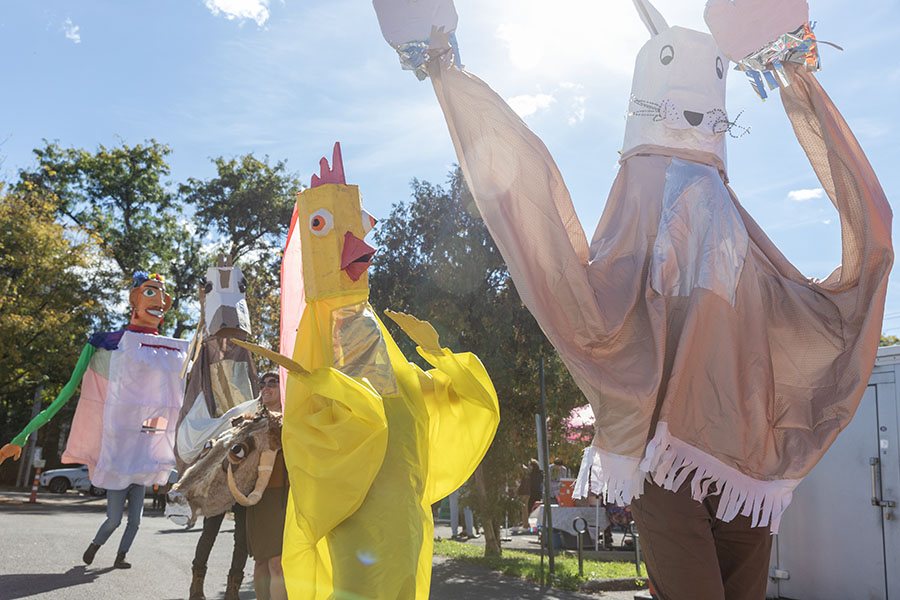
[373,0,458,47]
[704,0,809,63]
[0,443,23,465]
[373,0,460,78]
[384,310,442,353]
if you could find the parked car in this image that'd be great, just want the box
[39,464,105,496]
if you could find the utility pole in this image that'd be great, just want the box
[539,357,555,574]
[16,385,44,489]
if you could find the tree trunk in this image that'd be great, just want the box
[473,465,502,557]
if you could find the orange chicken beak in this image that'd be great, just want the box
[340,231,376,282]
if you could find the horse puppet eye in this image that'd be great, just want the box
[200,439,214,457]
[230,443,248,461]
[716,56,725,79]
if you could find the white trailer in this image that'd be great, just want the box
[767,344,900,600]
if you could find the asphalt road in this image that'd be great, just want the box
[0,491,638,600]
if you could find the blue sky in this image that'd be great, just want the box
[2,0,899,333]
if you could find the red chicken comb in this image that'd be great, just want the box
[310,142,346,188]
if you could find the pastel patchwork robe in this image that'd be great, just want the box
[13,329,189,490]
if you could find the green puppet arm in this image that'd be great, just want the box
[0,343,96,464]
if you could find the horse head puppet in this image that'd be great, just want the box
[174,255,258,470]
[202,254,252,340]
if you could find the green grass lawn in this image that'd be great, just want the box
[433,539,647,591]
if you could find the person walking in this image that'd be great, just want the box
[189,504,248,600]
[246,372,289,600]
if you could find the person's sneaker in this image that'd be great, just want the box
[113,552,132,569]
[82,542,100,565]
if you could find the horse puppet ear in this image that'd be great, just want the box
[632,0,669,36]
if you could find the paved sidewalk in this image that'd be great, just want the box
[0,490,643,599]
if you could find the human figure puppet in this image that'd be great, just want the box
[0,271,189,568]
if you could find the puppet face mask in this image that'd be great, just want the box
[129,273,172,329]
[622,0,731,166]
[298,143,378,301]
[202,259,252,338]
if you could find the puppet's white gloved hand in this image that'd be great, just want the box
[372,0,460,78]
[704,0,809,63]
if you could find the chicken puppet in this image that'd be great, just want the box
[373,0,893,550]
[0,272,189,489]
[174,254,259,473]
[236,142,500,600]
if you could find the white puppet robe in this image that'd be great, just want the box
[427,60,892,531]
[63,330,189,490]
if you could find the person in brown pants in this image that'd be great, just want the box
[630,482,773,600]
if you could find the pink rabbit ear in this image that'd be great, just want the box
[633,0,669,36]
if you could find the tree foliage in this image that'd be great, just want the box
[0,185,107,478]
[180,154,302,361]
[369,169,585,556]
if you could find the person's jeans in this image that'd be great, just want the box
[449,490,475,537]
[92,483,145,553]
[192,504,248,574]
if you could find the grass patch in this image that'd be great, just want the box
[433,539,646,591]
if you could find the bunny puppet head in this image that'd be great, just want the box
[622,0,734,169]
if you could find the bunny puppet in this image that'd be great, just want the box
[375,0,892,597]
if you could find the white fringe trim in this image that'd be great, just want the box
[573,444,646,506]
[573,422,801,533]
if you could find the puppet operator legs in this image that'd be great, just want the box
[83,483,145,568]
[629,481,772,600]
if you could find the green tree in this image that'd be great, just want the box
[180,154,302,351]
[369,169,584,556]
[15,139,204,336]
[0,185,108,480]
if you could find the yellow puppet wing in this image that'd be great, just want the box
[281,366,389,600]
[415,347,500,505]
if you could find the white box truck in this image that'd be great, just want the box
[767,344,900,600]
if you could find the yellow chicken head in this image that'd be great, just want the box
[297,142,377,301]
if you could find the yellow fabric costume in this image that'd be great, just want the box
[244,144,499,599]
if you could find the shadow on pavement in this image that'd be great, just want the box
[0,566,116,599]
[429,556,591,600]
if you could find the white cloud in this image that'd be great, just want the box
[63,18,81,44]
[787,188,825,202]
[496,23,546,71]
[561,81,586,125]
[507,93,556,118]
[204,0,270,26]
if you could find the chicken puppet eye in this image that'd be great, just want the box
[142,287,158,298]
[716,56,725,79]
[361,208,377,235]
[660,45,674,66]
[309,209,334,237]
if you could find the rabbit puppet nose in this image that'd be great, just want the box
[630,95,729,137]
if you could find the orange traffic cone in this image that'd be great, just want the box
[28,467,42,503]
